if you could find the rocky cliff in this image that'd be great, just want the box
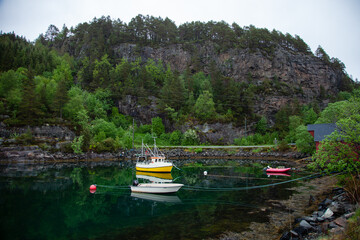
[114,42,345,142]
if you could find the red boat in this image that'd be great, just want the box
[265,167,291,173]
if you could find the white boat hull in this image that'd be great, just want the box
[130,183,184,193]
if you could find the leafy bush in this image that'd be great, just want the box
[278,139,290,152]
[91,119,118,139]
[160,132,170,142]
[234,132,278,146]
[194,148,203,153]
[94,138,117,153]
[182,129,199,146]
[16,129,34,145]
[137,124,152,134]
[111,107,131,128]
[71,136,84,154]
[143,133,153,144]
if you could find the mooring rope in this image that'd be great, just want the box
[181,172,322,192]
[92,172,323,192]
[94,184,130,190]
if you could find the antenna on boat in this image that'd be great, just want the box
[152,136,158,155]
[141,139,144,157]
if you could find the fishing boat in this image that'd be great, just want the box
[131,167,183,194]
[265,166,291,173]
[136,139,173,173]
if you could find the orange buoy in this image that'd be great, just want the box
[89,184,96,194]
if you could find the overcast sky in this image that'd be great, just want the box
[0,0,359,80]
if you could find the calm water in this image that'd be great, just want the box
[0,160,308,240]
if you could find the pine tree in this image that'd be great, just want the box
[17,69,44,125]
[53,78,69,118]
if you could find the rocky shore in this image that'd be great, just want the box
[0,144,308,163]
[280,186,358,240]
[215,175,359,240]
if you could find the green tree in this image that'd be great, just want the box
[92,54,112,89]
[286,115,303,143]
[315,100,360,124]
[170,130,182,145]
[295,125,315,154]
[160,66,186,111]
[302,107,318,125]
[53,78,69,118]
[151,117,165,137]
[77,57,93,88]
[255,116,268,134]
[315,45,330,64]
[0,68,26,115]
[63,86,86,121]
[192,72,212,99]
[194,91,216,121]
[310,91,360,173]
[17,70,44,125]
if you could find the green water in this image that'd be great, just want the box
[0,160,307,240]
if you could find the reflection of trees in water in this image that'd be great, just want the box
[0,162,299,240]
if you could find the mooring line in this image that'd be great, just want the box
[182,172,322,191]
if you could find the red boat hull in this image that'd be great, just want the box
[266,168,291,173]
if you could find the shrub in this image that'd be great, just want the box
[94,138,116,153]
[71,136,84,154]
[182,129,199,146]
[160,132,170,142]
[278,139,290,152]
[345,207,360,239]
[91,119,117,139]
[143,133,153,144]
[170,130,182,145]
[194,148,203,153]
[16,129,34,145]
[137,124,152,134]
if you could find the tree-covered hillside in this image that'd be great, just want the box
[0,15,358,152]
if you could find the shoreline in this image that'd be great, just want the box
[0,145,309,163]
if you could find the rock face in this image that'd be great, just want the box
[0,125,75,141]
[114,42,344,143]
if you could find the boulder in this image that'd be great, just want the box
[299,220,313,230]
[322,208,334,219]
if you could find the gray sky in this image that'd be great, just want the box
[0,0,359,81]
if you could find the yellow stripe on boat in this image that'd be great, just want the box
[136,166,173,173]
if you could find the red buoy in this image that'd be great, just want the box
[89,184,96,194]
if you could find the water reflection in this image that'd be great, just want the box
[0,160,305,240]
[131,192,182,203]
